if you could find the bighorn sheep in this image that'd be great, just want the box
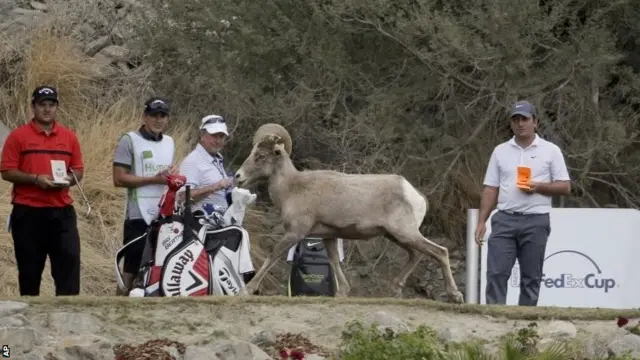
[234,123,464,303]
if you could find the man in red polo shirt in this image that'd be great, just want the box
[0,85,84,296]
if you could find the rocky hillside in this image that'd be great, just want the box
[1,0,145,79]
[1,297,640,359]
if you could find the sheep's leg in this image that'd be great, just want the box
[241,231,303,296]
[323,238,350,297]
[388,228,464,304]
[385,237,422,298]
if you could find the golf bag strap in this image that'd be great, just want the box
[114,231,148,292]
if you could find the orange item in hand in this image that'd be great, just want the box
[516,165,531,189]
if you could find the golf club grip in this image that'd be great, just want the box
[183,185,192,238]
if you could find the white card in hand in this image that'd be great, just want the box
[50,160,69,184]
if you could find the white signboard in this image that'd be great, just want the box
[479,208,640,308]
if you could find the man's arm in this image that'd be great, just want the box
[113,167,166,188]
[1,169,38,185]
[532,181,570,196]
[0,132,37,185]
[112,135,165,188]
[532,146,571,196]
[175,158,220,203]
[478,186,499,223]
[478,149,500,224]
[180,183,225,203]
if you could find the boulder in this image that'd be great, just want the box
[608,333,640,358]
[0,301,28,318]
[29,1,47,11]
[47,335,113,360]
[47,312,103,335]
[185,339,272,360]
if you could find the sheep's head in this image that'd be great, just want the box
[235,123,292,189]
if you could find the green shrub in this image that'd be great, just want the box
[338,321,447,360]
[335,320,640,360]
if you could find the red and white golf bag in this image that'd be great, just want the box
[114,174,254,297]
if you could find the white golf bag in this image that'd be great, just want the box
[114,179,256,297]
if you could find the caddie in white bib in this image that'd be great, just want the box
[129,131,175,224]
[112,96,176,295]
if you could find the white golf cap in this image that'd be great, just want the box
[200,114,229,136]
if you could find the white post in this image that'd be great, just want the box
[465,208,479,304]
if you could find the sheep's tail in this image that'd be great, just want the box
[400,177,429,227]
[416,188,429,215]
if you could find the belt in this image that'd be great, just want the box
[500,210,548,216]
[500,210,528,216]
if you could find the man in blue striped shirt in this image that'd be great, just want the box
[177,115,233,214]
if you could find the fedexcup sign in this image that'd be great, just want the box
[510,250,618,293]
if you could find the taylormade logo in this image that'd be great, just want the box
[511,250,618,293]
[218,268,239,295]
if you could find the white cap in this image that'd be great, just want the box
[200,115,229,136]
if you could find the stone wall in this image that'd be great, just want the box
[0,299,634,359]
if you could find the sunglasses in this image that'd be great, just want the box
[201,116,226,127]
[146,104,169,112]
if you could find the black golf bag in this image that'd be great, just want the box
[287,238,338,297]
[115,183,253,297]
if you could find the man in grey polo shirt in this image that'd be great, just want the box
[112,97,176,295]
[475,100,571,306]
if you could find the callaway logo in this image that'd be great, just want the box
[164,249,194,294]
[163,248,209,296]
[38,87,55,94]
[185,270,204,292]
[151,99,166,105]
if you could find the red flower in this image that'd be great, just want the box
[290,350,305,360]
[279,349,290,359]
[617,317,629,327]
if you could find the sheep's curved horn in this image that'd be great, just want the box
[252,123,292,155]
